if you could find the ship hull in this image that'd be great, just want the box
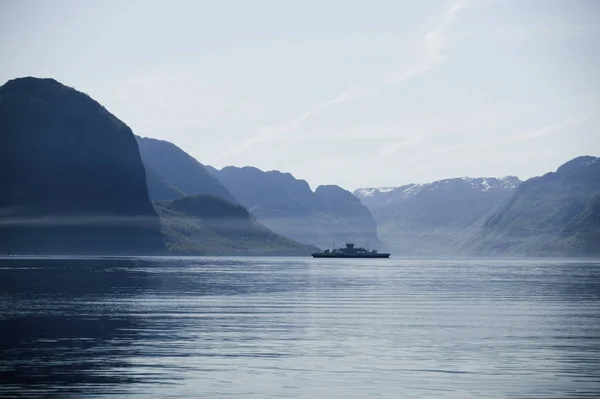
[311,253,390,258]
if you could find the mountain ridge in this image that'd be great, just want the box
[210,165,382,249]
[468,156,600,256]
[136,136,237,203]
[2,77,597,257]
[354,175,522,255]
[0,76,319,256]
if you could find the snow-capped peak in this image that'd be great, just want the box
[586,157,599,166]
[354,187,398,197]
[355,177,521,200]
[397,177,521,196]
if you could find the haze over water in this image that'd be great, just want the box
[1,257,599,398]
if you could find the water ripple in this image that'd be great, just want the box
[0,257,599,398]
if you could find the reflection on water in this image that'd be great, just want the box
[1,257,599,398]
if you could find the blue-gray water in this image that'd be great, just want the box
[1,257,599,398]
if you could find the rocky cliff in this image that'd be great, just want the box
[0,77,164,254]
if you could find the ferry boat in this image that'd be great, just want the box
[311,243,390,258]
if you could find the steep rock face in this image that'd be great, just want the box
[210,166,381,249]
[0,77,164,254]
[136,136,236,203]
[354,177,521,255]
[470,156,600,256]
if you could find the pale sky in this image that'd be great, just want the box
[1,0,599,191]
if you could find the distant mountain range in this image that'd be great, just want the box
[467,156,600,256]
[1,76,598,257]
[354,177,522,256]
[0,77,314,255]
[207,166,381,249]
[355,162,600,256]
[135,136,381,250]
[356,178,520,209]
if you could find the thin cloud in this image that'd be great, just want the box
[431,110,598,153]
[365,132,424,171]
[216,0,476,161]
[514,111,598,142]
[515,123,566,141]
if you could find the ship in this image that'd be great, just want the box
[311,243,390,258]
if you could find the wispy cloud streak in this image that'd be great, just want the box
[216,1,475,161]
[432,110,598,153]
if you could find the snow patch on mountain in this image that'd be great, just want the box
[355,176,521,202]
[354,187,398,197]
[586,157,599,166]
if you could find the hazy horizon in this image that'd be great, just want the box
[1,0,598,191]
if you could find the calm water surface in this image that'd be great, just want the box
[1,257,599,398]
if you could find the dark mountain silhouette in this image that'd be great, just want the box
[136,137,320,254]
[209,166,382,249]
[4,77,595,257]
[355,177,521,255]
[155,195,318,255]
[0,77,314,256]
[468,156,600,256]
[0,77,164,254]
[136,136,236,203]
